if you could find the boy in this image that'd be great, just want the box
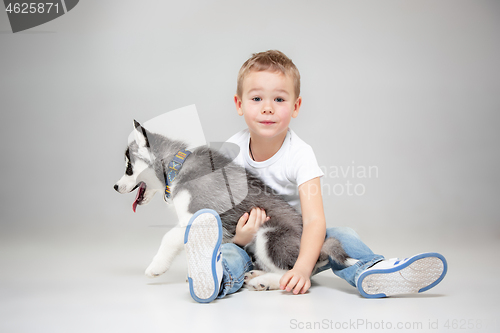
[184,50,447,303]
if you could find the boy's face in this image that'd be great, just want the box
[234,70,301,141]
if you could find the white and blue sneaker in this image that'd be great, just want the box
[184,209,223,303]
[357,252,447,298]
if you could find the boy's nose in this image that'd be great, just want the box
[261,106,274,114]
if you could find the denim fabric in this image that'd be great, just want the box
[217,227,384,298]
[217,243,253,299]
[314,227,384,287]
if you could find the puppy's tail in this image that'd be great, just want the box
[319,237,358,267]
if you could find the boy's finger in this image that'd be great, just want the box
[236,212,249,227]
[250,207,265,226]
[300,280,311,294]
[285,275,300,292]
[279,272,292,289]
[257,208,266,226]
[293,278,305,294]
[247,208,258,226]
[261,209,267,222]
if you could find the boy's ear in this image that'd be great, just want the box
[292,96,302,118]
[133,119,150,148]
[234,94,244,116]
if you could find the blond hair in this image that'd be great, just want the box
[236,50,300,98]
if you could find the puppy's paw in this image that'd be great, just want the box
[245,273,282,291]
[145,260,169,278]
[244,270,266,282]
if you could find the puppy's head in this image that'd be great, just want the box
[114,120,163,212]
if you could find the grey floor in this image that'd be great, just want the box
[1,219,499,333]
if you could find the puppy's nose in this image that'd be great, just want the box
[114,184,119,192]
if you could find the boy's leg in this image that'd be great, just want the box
[217,243,253,298]
[317,227,447,298]
[356,252,447,298]
[315,227,384,287]
[184,209,253,303]
[184,209,223,303]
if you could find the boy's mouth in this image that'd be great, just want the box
[259,121,276,125]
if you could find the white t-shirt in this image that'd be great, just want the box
[224,128,324,212]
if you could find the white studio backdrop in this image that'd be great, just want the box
[0,0,498,237]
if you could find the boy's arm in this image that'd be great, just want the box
[279,177,326,294]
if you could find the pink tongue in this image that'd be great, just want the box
[132,183,144,213]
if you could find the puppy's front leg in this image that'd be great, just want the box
[145,190,194,278]
[145,225,186,278]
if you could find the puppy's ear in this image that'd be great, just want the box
[133,119,150,148]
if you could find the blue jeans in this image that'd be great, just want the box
[217,227,384,298]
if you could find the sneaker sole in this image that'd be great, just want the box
[357,252,447,298]
[184,209,222,303]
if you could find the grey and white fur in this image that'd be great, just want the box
[114,121,354,291]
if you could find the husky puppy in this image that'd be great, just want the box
[114,121,353,290]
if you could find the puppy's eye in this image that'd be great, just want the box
[126,162,133,176]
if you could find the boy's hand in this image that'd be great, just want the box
[279,267,312,294]
[232,207,270,247]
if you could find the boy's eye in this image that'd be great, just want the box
[275,97,285,102]
[252,97,261,102]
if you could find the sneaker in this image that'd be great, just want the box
[184,209,223,303]
[356,252,447,298]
